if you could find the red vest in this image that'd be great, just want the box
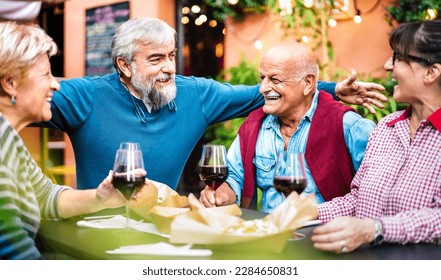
[238,91,356,208]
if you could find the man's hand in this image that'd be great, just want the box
[199,183,237,207]
[311,217,375,253]
[336,70,387,114]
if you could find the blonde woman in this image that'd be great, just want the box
[0,22,127,259]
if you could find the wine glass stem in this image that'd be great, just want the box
[125,201,130,228]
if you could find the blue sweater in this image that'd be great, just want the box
[44,73,336,190]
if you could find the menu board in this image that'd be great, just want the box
[85,2,129,76]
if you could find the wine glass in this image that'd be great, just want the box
[273,151,307,198]
[273,151,307,241]
[112,142,145,227]
[198,144,229,190]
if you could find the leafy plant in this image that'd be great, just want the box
[386,0,440,25]
[203,0,268,22]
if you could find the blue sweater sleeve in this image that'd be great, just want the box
[188,76,264,124]
[47,77,95,131]
[317,81,337,99]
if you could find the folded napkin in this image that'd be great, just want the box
[106,242,212,257]
[77,215,169,238]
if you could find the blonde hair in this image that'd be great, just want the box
[0,22,57,90]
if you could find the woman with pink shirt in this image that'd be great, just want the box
[312,19,441,253]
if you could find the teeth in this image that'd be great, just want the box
[46,97,52,102]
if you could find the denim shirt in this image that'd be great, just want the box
[226,90,376,213]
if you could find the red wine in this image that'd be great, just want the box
[112,175,144,200]
[273,176,306,196]
[199,165,228,190]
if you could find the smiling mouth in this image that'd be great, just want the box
[265,92,281,101]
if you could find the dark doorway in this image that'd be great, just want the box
[176,0,225,195]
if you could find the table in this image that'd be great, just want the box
[37,207,441,260]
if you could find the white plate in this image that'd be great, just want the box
[301,219,322,228]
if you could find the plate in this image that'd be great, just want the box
[301,220,322,228]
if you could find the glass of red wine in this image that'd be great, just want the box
[199,144,229,191]
[273,151,307,240]
[112,142,145,227]
[273,151,307,198]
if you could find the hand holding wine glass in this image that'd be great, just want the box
[199,144,229,191]
[112,142,146,227]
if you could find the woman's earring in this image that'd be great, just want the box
[11,96,16,105]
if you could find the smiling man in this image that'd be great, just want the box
[200,42,376,212]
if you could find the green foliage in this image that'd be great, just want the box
[203,0,268,22]
[385,0,440,25]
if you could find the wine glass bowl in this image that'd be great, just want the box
[199,144,229,190]
[273,152,307,198]
[112,142,145,226]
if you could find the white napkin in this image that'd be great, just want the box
[77,215,169,238]
[106,242,212,257]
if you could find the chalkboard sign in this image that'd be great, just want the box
[85,2,129,76]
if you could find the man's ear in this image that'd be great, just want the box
[0,75,18,96]
[116,57,132,78]
[303,73,317,96]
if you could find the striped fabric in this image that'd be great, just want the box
[0,113,70,259]
[319,107,441,245]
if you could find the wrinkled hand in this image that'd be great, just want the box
[96,170,146,208]
[336,70,387,114]
[199,183,236,207]
[311,216,375,253]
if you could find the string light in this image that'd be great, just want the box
[209,20,218,27]
[182,6,190,14]
[303,0,314,9]
[254,40,263,49]
[353,10,362,24]
[227,0,239,5]
[191,5,201,13]
[427,9,438,20]
[327,18,337,28]
[181,16,190,25]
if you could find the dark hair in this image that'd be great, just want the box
[389,19,441,65]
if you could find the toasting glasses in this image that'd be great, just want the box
[198,144,229,190]
[273,151,307,240]
[273,151,307,198]
[112,142,145,227]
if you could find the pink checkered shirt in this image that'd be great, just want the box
[319,106,441,244]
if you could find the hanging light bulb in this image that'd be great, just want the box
[181,16,190,25]
[304,0,314,8]
[191,5,201,13]
[254,40,263,50]
[353,10,362,24]
[228,0,239,5]
[327,18,337,28]
[182,6,190,14]
[427,9,438,20]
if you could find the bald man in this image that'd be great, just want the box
[200,42,376,212]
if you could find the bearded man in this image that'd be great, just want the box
[40,17,386,190]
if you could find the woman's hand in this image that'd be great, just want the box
[311,216,375,253]
[336,70,387,114]
[95,171,126,208]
